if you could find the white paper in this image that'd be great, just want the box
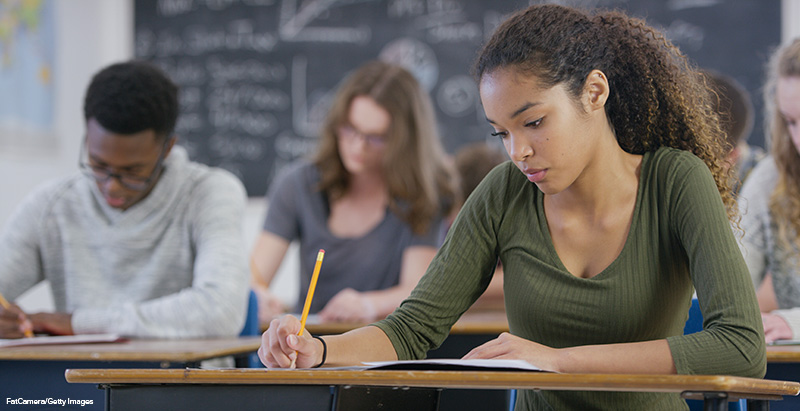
[769,339,800,346]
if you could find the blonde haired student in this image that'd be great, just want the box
[250,60,459,324]
[739,38,800,344]
[259,5,765,410]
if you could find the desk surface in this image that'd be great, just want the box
[65,368,799,400]
[767,345,800,363]
[304,310,509,335]
[0,336,261,362]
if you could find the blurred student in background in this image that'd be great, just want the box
[705,70,764,193]
[739,38,800,344]
[250,60,459,324]
[0,61,249,339]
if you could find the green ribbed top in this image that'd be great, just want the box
[374,147,765,410]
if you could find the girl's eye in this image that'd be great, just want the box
[490,130,508,139]
[525,118,543,128]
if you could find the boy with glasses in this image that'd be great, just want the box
[0,61,249,339]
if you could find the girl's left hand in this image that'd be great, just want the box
[462,332,561,372]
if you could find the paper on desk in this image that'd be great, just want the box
[0,333,125,348]
[361,358,543,372]
[769,339,800,346]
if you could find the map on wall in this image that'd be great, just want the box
[0,0,55,146]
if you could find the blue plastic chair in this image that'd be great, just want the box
[239,289,263,368]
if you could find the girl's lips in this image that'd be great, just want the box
[524,168,547,183]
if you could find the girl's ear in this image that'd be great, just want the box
[583,69,610,113]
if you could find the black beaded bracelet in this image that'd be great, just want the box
[312,335,327,368]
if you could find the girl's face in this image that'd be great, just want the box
[777,76,800,154]
[479,68,599,195]
[337,95,390,176]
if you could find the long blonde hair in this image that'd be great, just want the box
[314,60,459,234]
[766,38,800,248]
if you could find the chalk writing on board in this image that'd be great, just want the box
[667,0,723,11]
[135,0,779,197]
[436,75,479,118]
[379,38,439,92]
[279,0,371,43]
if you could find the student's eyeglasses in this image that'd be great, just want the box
[78,137,172,191]
[337,124,386,148]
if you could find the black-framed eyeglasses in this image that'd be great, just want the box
[78,137,172,191]
[337,124,386,148]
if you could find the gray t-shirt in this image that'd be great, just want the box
[263,161,444,313]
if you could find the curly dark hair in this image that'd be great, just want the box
[473,4,735,219]
[83,60,179,141]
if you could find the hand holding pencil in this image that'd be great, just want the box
[258,249,326,369]
[0,292,34,338]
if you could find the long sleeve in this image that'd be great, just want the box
[738,158,776,288]
[71,170,250,338]
[373,163,507,360]
[0,181,61,299]
[373,149,765,410]
[664,154,766,378]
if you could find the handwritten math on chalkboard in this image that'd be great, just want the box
[135,0,779,197]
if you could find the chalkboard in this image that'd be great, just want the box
[134,0,780,197]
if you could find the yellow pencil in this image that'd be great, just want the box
[298,249,325,336]
[0,292,33,338]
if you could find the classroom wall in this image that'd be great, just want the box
[2,0,800,311]
[0,0,133,230]
[785,0,800,42]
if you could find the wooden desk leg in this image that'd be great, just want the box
[747,399,770,411]
[702,393,728,411]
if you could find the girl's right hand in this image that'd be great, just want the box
[258,315,323,368]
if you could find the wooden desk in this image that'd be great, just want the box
[766,344,800,363]
[0,337,260,411]
[0,336,261,363]
[763,345,800,411]
[65,368,800,411]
